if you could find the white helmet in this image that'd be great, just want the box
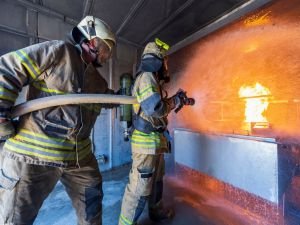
[77,16,116,50]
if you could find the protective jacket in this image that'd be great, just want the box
[0,39,110,167]
[131,72,171,154]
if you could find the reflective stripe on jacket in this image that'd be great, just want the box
[132,72,171,154]
[0,40,110,167]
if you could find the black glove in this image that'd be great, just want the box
[167,94,182,111]
[0,120,15,141]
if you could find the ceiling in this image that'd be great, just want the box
[9,0,272,50]
[27,0,250,46]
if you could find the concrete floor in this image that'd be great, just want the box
[34,163,269,225]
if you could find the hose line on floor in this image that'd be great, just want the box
[12,94,138,118]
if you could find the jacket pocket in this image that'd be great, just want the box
[34,106,79,139]
[44,119,74,136]
[0,168,19,190]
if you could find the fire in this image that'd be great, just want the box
[239,83,271,123]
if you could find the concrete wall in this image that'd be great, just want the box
[0,0,137,171]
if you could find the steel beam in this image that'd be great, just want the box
[11,0,78,25]
[0,24,40,39]
[26,0,39,44]
[117,36,143,49]
[6,0,142,48]
[82,0,95,18]
[116,0,147,35]
[141,0,194,45]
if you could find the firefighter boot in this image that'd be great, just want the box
[149,201,175,222]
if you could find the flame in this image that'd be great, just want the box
[239,83,271,123]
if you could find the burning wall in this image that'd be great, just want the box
[167,0,300,142]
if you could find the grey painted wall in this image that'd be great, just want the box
[174,129,279,203]
[0,0,137,171]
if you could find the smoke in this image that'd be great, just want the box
[168,1,300,140]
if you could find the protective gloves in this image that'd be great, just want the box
[166,94,182,111]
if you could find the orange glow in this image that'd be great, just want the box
[244,42,258,53]
[168,0,300,140]
[239,83,271,123]
[243,11,271,27]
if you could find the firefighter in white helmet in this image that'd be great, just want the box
[119,39,184,225]
[0,16,115,225]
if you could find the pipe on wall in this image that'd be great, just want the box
[108,58,114,170]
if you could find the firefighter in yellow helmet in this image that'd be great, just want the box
[119,39,183,225]
[0,16,115,225]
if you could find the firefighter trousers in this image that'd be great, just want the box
[0,152,103,225]
[119,152,165,225]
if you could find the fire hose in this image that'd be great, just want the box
[11,94,138,118]
[174,89,195,113]
[11,91,195,118]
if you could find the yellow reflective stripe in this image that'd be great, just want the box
[139,85,157,95]
[74,144,91,160]
[77,145,92,160]
[131,142,157,146]
[132,143,157,148]
[19,50,41,76]
[133,132,165,139]
[0,95,15,102]
[132,142,167,148]
[14,52,37,79]
[136,85,157,101]
[5,143,70,161]
[20,129,89,145]
[132,134,159,140]
[9,138,72,155]
[133,130,160,136]
[134,130,155,135]
[32,82,65,94]
[119,219,127,225]
[5,139,91,161]
[21,129,71,143]
[5,143,90,161]
[131,138,158,144]
[131,138,160,144]
[0,87,18,98]
[132,134,161,140]
[120,215,133,225]
[14,134,73,150]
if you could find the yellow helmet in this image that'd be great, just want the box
[77,16,116,50]
[142,38,169,59]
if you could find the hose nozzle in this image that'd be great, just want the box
[175,89,195,113]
